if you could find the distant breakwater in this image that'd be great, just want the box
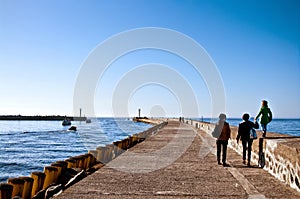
[0,115,86,121]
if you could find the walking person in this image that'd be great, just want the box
[255,100,272,137]
[237,113,259,167]
[212,113,231,167]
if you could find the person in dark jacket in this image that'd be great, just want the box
[237,113,259,167]
[213,113,231,167]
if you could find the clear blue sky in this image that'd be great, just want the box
[0,0,299,118]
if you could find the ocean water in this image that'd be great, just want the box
[196,118,300,136]
[0,118,152,182]
[1,118,299,183]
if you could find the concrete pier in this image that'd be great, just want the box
[56,121,300,198]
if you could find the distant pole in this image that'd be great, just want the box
[80,108,82,118]
[138,108,141,118]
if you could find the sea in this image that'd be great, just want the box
[0,118,299,183]
[0,118,152,182]
[197,118,300,136]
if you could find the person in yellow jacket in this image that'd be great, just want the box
[255,100,272,137]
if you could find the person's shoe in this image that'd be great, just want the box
[223,162,230,167]
[247,162,251,167]
[218,161,222,165]
[243,160,246,164]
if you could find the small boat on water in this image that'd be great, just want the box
[62,119,71,126]
[86,118,91,123]
[68,126,77,131]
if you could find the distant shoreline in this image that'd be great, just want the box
[0,115,86,121]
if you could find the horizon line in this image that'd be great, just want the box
[0,115,299,120]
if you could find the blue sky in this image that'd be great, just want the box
[0,0,299,118]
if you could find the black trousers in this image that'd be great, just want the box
[242,139,253,162]
[217,140,228,163]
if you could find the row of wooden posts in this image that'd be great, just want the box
[0,121,167,199]
[0,153,97,199]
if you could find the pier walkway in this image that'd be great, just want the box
[57,121,300,198]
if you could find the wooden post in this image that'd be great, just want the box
[113,141,120,157]
[31,172,45,197]
[72,156,84,169]
[19,177,34,199]
[0,183,13,199]
[55,161,68,174]
[88,150,98,167]
[105,144,114,162]
[79,155,85,168]
[80,154,88,170]
[72,156,81,169]
[84,154,91,170]
[118,140,124,153]
[65,158,77,168]
[96,146,105,163]
[91,154,96,167]
[79,154,87,170]
[7,178,25,198]
[128,136,133,148]
[43,166,58,189]
[125,138,130,149]
[258,138,265,168]
[51,163,64,183]
[131,134,138,145]
[103,146,109,163]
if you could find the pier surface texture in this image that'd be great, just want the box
[57,121,300,198]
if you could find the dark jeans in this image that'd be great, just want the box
[217,140,228,163]
[261,124,267,137]
[242,139,253,162]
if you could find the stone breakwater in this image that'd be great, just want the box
[0,120,167,199]
[184,119,300,193]
[0,115,86,121]
[132,117,163,124]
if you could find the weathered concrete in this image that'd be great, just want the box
[56,121,300,198]
[263,137,300,191]
[133,117,163,124]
